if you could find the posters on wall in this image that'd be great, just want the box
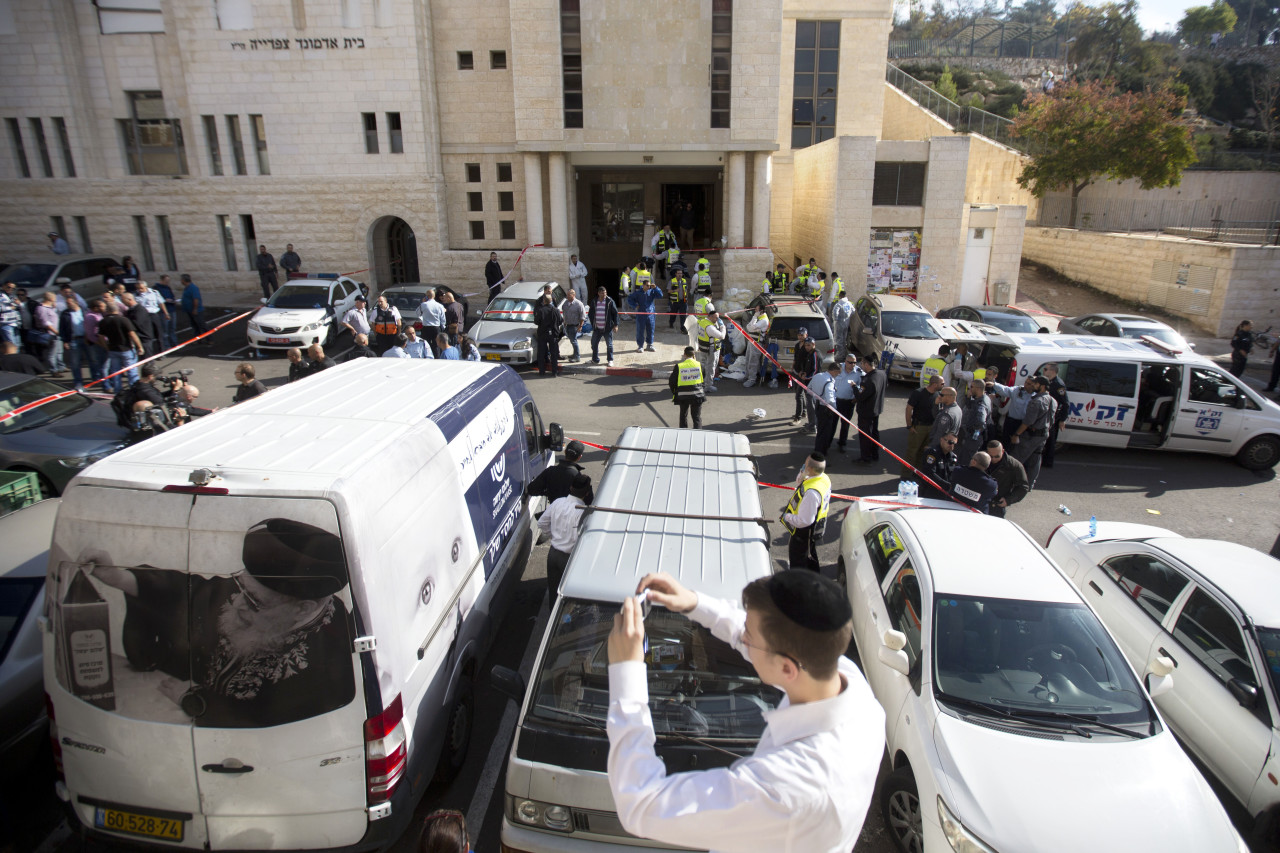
[866,228,921,297]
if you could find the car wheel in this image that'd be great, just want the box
[324,322,336,347]
[435,675,474,784]
[1236,435,1280,471]
[882,766,924,853]
[835,556,848,591]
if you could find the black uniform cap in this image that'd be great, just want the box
[766,570,852,632]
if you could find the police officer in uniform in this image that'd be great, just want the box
[1011,376,1055,488]
[781,453,831,572]
[667,267,690,329]
[920,433,959,500]
[1041,362,1069,469]
[948,451,998,513]
[668,346,706,429]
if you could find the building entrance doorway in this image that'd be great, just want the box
[370,216,419,288]
[661,183,714,251]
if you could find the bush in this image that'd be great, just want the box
[936,67,960,102]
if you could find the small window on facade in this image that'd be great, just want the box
[202,115,223,176]
[710,0,732,128]
[465,162,481,182]
[468,192,483,212]
[469,221,485,240]
[490,50,507,69]
[499,220,516,240]
[226,114,246,175]
[75,216,92,252]
[240,214,256,269]
[5,118,29,178]
[217,215,237,271]
[362,113,379,154]
[560,0,583,128]
[133,215,155,271]
[52,117,75,177]
[498,191,514,212]
[458,51,474,70]
[28,118,54,177]
[120,91,189,176]
[872,163,927,206]
[156,215,177,270]
[497,162,512,182]
[249,114,269,175]
[387,112,402,154]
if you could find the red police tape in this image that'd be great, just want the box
[0,308,255,425]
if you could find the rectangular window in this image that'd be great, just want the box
[7,117,31,178]
[28,118,53,177]
[240,214,256,269]
[96,0,163,34]
[133,215,156,271]
[386,112,402,154]
[156,215,177,270]
[497,161,512,182]
[457,51,474,70]
[468,192,484,212]
[791,20,840,149]
[50,216,67,242]
[363,113,379,154]
[249,114,269,175]
[490,50,507,70]
[226,115,246,175]
[469,221,485,240]
[561,0,583,128]
[499,220,516,240]
[872,163,927,206]
[498,191,514,212]
[215,0,253,30]
[75,216,92,252]
[710,0,732,128]
[52,117,75,177]
[202,115,223,175]
[120,91,188,176]
[217,215,238,271]
[590,182,645,243]
[465,162,481,182]
[1060,359,1138,398]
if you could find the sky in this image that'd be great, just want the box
[1134,0,1198,34]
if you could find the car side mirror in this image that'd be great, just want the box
[1227,677,1258,709]
[879,629,911,676]
[1145,655,1175,698]
[545,422,564,452]
[1233,394,1247,410]
[491,665,527,702]
[1038,327,1050,334]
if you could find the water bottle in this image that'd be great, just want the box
[1058,504,1072,516]
[897,480,910,501]
[907,480,919,503]
[1089,514,1097,538]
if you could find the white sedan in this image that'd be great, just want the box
[838,502,1248,853]
[246,275,365,351]
[1046,522,1280,848]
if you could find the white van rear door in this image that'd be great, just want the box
[47,487,208,849]
[185,495,368,851]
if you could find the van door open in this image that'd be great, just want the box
[185,495,367,850]
[1166,367,1247,453]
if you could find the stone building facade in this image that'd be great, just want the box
[0,0,1026,309]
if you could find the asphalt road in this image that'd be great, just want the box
[26,322,1280,852]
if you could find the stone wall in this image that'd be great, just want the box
[1044,171,1280,205]
[880,83,955,141]
[918,136,970,308]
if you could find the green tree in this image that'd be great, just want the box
[1178,0,1239,45]
[1013,81,1198,225]
[936,66,960,102]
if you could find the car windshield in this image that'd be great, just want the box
[0,577,42,663]
[882,311,939,340]
[267,285,331,309]
[985,314,1040,333]
[484,298,536,323]
[384,291,427,313]
[0,376,91,435]
[770,317,830,341]
[933,595,1152,730]
[0,263,57,288]
[1255,628,1280,704]
[529,599,782,741]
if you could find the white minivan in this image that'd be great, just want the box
[43,358,558,851]
[1007,333,1280,470]
[496,427,776,852]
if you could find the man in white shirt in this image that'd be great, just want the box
[537,474,591,595]
[809,362,841,456]
[568,255,589,302]
[381,332,411,358]
[607,569,884,853]
[342,295,372,338]
[402,325,432,359]
[741,306,771,388]
[418,289,448,357]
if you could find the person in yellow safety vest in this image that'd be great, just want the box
[695,254,711,276]
[666,244,680,271]
[667,268,690,329]
[793,261,812,294]
[761,270,776,295]
[771,263,789,295]
[809,271,826,300]
[780,452,832,571]
[830,273,845,301]
[654,226,676,280]
[619,268,633,298]
[920,344,950,388]
[668,346,706,429]
[696,307,726,392]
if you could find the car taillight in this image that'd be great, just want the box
[1045,524,1063,548]
[413,321,423,330]
[365,694,406,805]
[162,485,230,495]
[46,693,64,780]
[1007,359,1018,386]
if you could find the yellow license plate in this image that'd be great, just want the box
[483,353,502,361]
[95,806,185,841]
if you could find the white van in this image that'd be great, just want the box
[496,427,776,852]
[1007,333,1280,470]
[42,358,559,851]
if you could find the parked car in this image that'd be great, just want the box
[0,255,118,301]
[847,294,942,382]
[0,499,59,787]
[376,283,471,332]
[1057,313,1194,351]
[838,501,1249,853]
[470,281,567,365]
[1045,522,1280,848]
[0,372,131,497]
[746,292,837,368]
[245,274,364,352]
[937,304,1051,334]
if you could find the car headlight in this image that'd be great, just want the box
[509,796,573,832]
[938,798,998,853]
[247,320,260,332]
[57,446,124,469]
[513,337,532,350]
[299,320,327,332]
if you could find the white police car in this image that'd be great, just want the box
[246,274,365,351]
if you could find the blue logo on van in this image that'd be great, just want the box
[490,455,507,483]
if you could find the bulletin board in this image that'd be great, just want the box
[866,228,921,297]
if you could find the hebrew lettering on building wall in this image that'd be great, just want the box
[228,36,366,52]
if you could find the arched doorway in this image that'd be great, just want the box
[369,216,419,287]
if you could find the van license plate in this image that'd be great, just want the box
[483,353,502,361]
[95,807,184,841]
[267,337,290,344]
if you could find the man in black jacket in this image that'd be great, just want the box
[854,353,886,463]
[1041,363,1070,469]
[485,252,504,301]
[534,294,563,377]
[985,440,1028,519]
[528,440,594,506]
[920,433,958,500]
[948,451,998,513]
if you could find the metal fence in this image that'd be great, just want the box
[1035,196,1280,245]
[1187,148,1280,171]
[888,35,1065,59]
[886,63,1024,151]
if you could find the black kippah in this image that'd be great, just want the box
[767,570,852,631]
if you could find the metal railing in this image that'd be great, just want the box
[1188,148,1280,171]
[886,63,1025,151]
[1035,196,1280,245]
[888,34,1065,59]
